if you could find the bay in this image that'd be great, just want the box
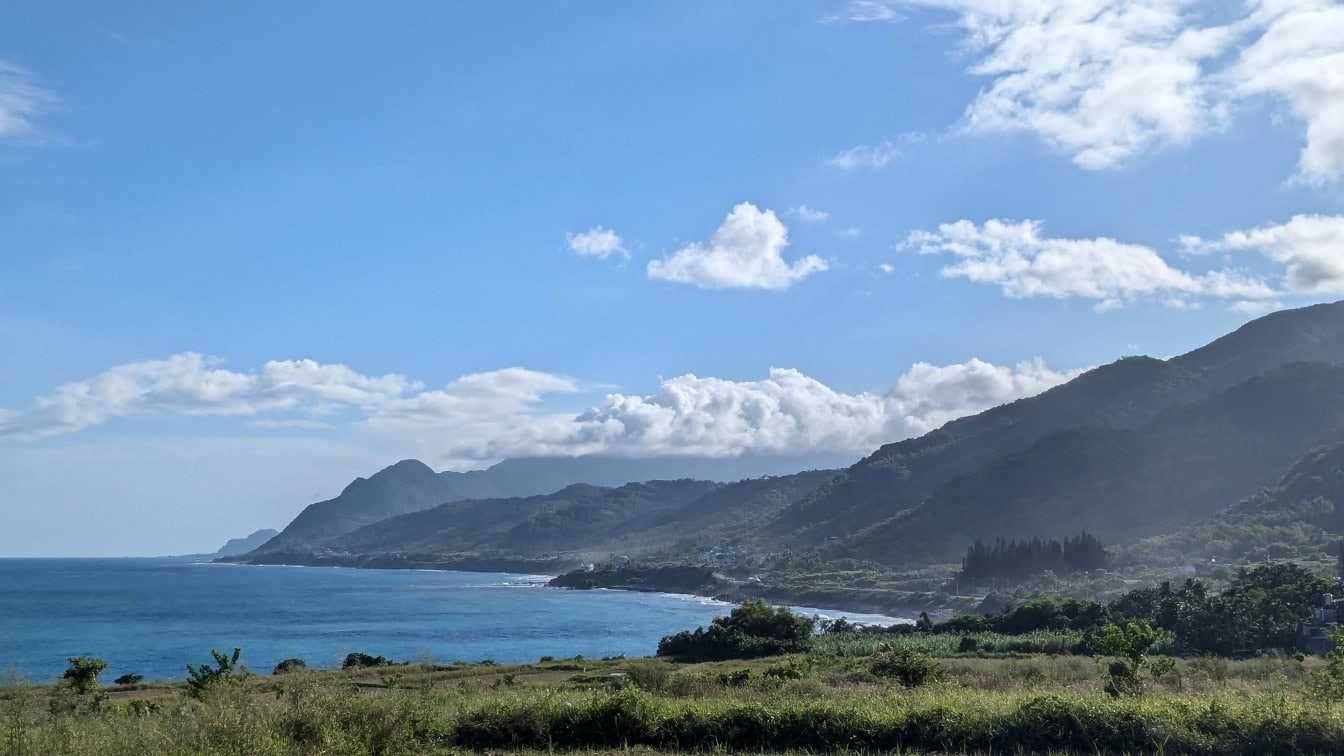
[0,558,904,682]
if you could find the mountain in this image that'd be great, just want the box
[322,469,836,560]
[840,361,1344,565]
[250,453,852,556]
[212,529,280,558]
[1123,440,1344,566]
[768,300,1344,548]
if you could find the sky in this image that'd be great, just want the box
[3,0,1344,556]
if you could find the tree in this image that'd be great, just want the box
[185,647,246,700]
[1088,622,1173,697]
[657,599,815,661]
[61,656,107,696]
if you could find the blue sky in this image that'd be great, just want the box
[3,1,1344,556]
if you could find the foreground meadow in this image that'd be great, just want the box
[3,646,1341,755]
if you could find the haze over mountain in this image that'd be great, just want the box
[212,529,280,559]
[252,453,854,555]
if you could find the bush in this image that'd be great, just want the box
[113,673,143,686]
[273,658,307,675]
[342,652,394,669]
[1088,622,1173,697]
[185,647,246,700]
[869,647,944,687]
[657,599,815,662]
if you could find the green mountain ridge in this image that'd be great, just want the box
[839,361,1344,566]
[768,300,1344,550]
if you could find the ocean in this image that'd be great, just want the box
[0,558,905,683]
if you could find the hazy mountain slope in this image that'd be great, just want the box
[212,529,279,558]
[325,470,836,560]
[843,361,1344,566]
[252,454,853,556]
[769,301,1344,545]
[769,356,1210,542]
[1123,441,1344,566]
[329,479,722,556]
[252,460,508,553]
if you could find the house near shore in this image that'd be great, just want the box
[1301,593,1344,655]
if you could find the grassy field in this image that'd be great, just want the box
[3,648,1340,755]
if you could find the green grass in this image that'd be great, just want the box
[1,653,1338,754]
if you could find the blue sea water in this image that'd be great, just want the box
[0,558,905,683]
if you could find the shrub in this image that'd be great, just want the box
[657,599,815,661]
[53,656,108,712]
[870,647,944,687]
[113,673,143,686]
[342,652,394,669]
[1088,622,1173,697]
[61,656,107,696]
[273,658,307,675]
[185,647,246,700]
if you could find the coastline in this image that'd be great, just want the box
[222,553,939,622]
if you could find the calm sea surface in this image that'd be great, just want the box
[0,558,904,682]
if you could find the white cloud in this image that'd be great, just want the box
[871,1,1344,179]
[827,140,906,171]
[877,263,896,274]
[896,1,1233,169]
[1186,214,1344,294]
[1230,1,1344,183]
[0,354,417,440]
[1230,299,1284,315]
[565,226,628,260]
[647,202,829,290]
[903,218,1276,307]
[2,352,1082,465]
[839,227,864,239]
[789,205,830,222]
[823,1,903,24]
[502,359,1082,459]
[0,61,55,141]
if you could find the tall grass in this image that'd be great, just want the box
[815,628,1086,656]
[3,656,1340,754]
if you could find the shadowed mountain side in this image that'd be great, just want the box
[1123,440,1344,566]
[768,300,1344,545]
[253,453,854,555]
[326,471,836,560]
[840,361,1344,567]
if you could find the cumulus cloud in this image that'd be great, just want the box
[789,205,830,222]
[0,61,55,141]
[1184,214,1344,294]
[858,2,1344,180]
[647,202,829,290]
[565,226,628,260]
[903,218,1275,309]
[1230,1,1344,184]
[2,353,1082,463]
[459,359,1082,460]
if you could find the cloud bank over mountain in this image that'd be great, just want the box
[1,353,1082,464]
